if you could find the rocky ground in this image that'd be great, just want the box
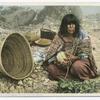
[0,6,100,94]
[0,66,58,93]
[0,25,100,94]
[0,28,59,93]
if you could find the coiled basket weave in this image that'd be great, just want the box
[0,33,33,80]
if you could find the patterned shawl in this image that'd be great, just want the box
[45,34,97,75]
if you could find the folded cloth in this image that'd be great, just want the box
[33,50,46,65]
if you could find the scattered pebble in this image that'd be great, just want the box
[0,7,99,93]
[18,80,23,86]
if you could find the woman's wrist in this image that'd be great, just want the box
[69,55,80,63]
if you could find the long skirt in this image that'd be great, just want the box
[47,59,97,81]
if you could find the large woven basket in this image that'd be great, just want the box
[0,33,33,80]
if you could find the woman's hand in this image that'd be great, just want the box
[67,54,77,60]
[56,51,78,65]
[56,51,69,64]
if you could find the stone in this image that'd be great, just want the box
[36,66,41,70]
[18,80,23,86]
[24,86,33,93]
[27,80,33,87]
[9,86,15,92]
[44,79,49,83]
[34,70,38,73]
[41,77,45,81]
[92,47,96,51]
[31,74,37,79]
[16,86,25,93]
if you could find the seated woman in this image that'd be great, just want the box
[45,14,97,81]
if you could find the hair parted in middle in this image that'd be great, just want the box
[58,14,80,37]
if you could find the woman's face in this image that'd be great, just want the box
[67,23,75,34]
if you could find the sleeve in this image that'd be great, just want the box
[45,35,64,60]
[76,36,92,59]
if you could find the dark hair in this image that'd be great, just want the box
[58,14,80,37]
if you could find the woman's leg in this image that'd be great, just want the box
[70,59,96,81]
[47,64,66,80]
